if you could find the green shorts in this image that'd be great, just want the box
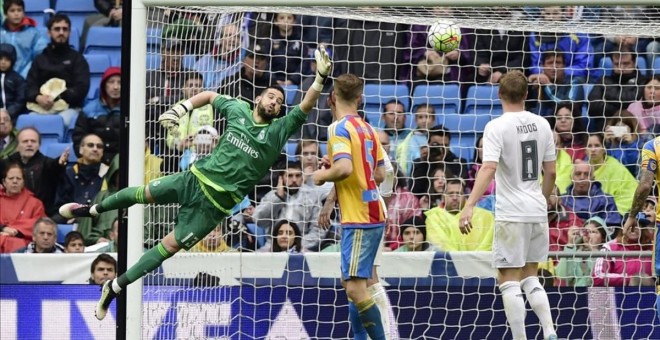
[147,171,237,250]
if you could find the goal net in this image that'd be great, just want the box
[129,3,660,339]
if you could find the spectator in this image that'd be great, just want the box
[63,231,85,253]
[381,99,409,158]
[193,22,241,90]
[189,224,232,253]
[0,0,47,78]
[528,51,584,116]
[146,40,187,114]
[376,130,391,157]
[267,219,303,253]
[419,167,449,210]
[0,162,46,252]
[88,253,117,285]
[553,131,576,194]
[73,67,121,165]
[547,185,583,252]
[396,104,435,177]
[54,134,109,222]
[2,127,67,215]
[14,217,63,253]
[295,139,332,196]
[166,72,215,152]
[252,161,327,251]
[555,216,606,287]
[395,215,436,252]
[627,75,660,133]
[588,46,644,131]
[262,13,306,86]
[586,133,638,214]
[474,9,528,83]
[230,196,255,225]
[385,164,421,250]
[409,125,468,196]
[25,14,90,127]
[93,217,118,253]
[546,102,587,161]
[80,0,122,49]
[561,161,622,226]
[425,178,494,251]
[603,111,647,176]
[0,43,26,120]
[592,212,653,287]
[219,52,271,108]
[179,126,218,171]
[0,109,18,160]
[77,155,118,246]
[466,135,496,195]
[528,6,593,81]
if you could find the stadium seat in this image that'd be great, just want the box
[362,83,410,128]
[285,140,298,161]
[281,84,299,106]
[84,27,122,66]
[463,85,502,116]
[146,27,162,53]
[57,224,75,244]
[146,54,161,71]
[182,55,198,69]
[581,83,595,116]
[439,114,491,133]
[319,142,328,156]
[37,27,80,52]
[16,114,65,144]
[42,142,77,163]
[654,58,660,76]
[411,84,461,123]
[85,54,112,100]
[450,133,478,163]
[24,0,50,27]
[55,0,98,37]
[598,56,648,77]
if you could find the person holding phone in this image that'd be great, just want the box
[603,110,649,176]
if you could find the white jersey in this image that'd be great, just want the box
[482,111,556,222]
[378,147,394,219]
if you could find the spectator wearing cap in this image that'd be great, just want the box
[555,216,607,287]
[592,212,654,287]
[193,22,242,90]
[179,125,218,171]
[0,43,26,120]
[395,215,436,252]
[14,217,64,253]
[73,66,121,165]
[0,109,18,160]
[166,72,215,152]
[425,178,493,251]
[25,14,90,127]
[0,0,48,78]
[219,51,272,108]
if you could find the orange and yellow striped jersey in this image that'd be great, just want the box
[641,137,660,217]
[328,115,386,228]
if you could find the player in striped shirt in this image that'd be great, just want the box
[624,136,660,320]
[313,74,386,339]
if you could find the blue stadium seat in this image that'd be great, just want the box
[146,54,161,70]
[16,114,65,144]
[464,85,502,116]
[24,0,50,27]
[362,83,409,128]
[319,142,328,156]
[450,133,478,163]
[285,140,298,161]
[581,83,595,116]
[439,114,491,133]
[146,27,162,53]
[281,84,299,106]
[85,54,112,100]
[598,56,648,77]
[411,84,461,124]
[182,55,198,69]
[42,142,77,163]
[37,27,80,52]
[654,58,660,76]
[55,0,98,37]
[84,27,122,66]
[57,224,75,244]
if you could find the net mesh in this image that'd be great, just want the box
[137,5,659,339]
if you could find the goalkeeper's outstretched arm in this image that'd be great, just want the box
[158,91,219,128]
[299,44,332,113]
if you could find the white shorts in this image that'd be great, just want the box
[492,221,549,268]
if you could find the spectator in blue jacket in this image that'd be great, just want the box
[0,43,25,121]
[528,7,593,81]
[73,67,121,165]
[0,0,47,78]
[561,161,622,226]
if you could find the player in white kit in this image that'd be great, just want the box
[459,71,558,340]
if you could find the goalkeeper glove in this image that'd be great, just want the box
[312,44,332,92]
[158,100,194,130]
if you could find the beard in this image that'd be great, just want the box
[257,102,277,122]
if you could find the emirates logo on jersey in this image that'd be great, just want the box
[226,132,260,159]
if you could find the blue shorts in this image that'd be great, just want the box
[340,226,385,280]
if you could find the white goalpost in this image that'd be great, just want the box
[127,1,660,339]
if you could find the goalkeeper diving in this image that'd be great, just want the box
[59,45,333,321]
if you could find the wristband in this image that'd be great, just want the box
[181,99,194,112]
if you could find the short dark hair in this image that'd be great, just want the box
[182,71,203,84]
[383,99,405,113]
[90,254,117,273]
[3,0,24,14]
[285,160,302,171]
[445,178,466,191]
[428,125,450,143]
[64,231,84,247]
[2,162,23,181]
[541,50,564,65]
[47,14,71,30]
[260,85,286,102]
[610,45,637,64]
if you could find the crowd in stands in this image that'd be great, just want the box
[0,2,659,287]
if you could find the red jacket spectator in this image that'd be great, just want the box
[0,163,46,253]
[548,204,583,252]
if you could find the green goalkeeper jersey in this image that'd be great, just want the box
[190,94,306,202]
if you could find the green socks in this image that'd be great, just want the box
[98,186,148,213]
[116,243,173,290]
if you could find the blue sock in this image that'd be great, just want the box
[349,301,368,340]
[356,298,385,340]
